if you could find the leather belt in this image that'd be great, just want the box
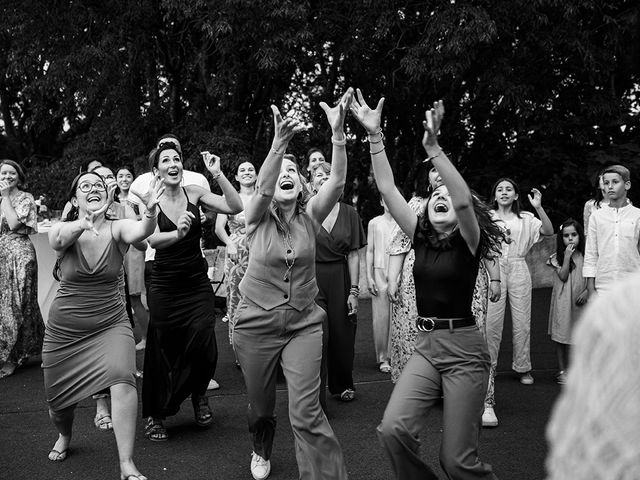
[415,316,476,332]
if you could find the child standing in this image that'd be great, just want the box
[482,177,553,428]
[584,164,640,296]
[366,198,398,373]
[547,219,588,384]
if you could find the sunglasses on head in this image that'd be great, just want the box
[157,141,180,152]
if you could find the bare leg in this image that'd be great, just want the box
[48,405,75,460]
[131,295,149,350]
[94,395,113,431]
[111,383,146,480]
[555,342,567,372]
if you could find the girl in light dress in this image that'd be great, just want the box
[546,218,588,384]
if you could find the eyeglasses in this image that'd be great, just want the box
[77,181,106,193]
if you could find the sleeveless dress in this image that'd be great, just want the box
[42,225,135,411]
[0,191,44,367]
[142,193,217,419]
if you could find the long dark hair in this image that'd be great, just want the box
[590,169,605,209]
[416,188,505,258]
[556,218,585,271]
[491,177,522,218]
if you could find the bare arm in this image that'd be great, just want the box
[528,189,554,236]
[366,221,377,296]
[198,152,243,214]
[244,106,303,233]
[350,89,417,239]
[347,249,360,315]
[484,257,501,302]
[556,247,574,282]
[422,101,479,255]
[307,88,353,224]
[387,252,406,303]
[0,185,21,230]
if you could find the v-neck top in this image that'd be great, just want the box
[315,203,366,263]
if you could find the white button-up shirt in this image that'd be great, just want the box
[583,203,640,291]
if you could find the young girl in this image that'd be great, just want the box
[482,177,553,428]
[366,197,398,373]
[547,219,588,384]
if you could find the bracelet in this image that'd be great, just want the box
[331,135,347,146]
[423,150,442,163]
[490,279,501,283]
[370,146,385,155]
[210,172,223,181]
[271,145,285,156]
[368,129,384,144]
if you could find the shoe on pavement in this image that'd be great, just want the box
[482,406,498,428]
[251,452,271,480]
[207,379,220,390]
[557,371,567,385]
[520,372,534,385]
[379,361,391,373]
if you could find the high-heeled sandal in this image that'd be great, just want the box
[192,394,213,427]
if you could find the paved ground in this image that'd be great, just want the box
[1,289,559,480]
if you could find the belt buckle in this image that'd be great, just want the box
[418,316,436,332]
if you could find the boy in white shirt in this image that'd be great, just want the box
[584,164,640,295]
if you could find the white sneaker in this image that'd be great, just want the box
[251,452,271,480]
[482,406,498,427]
[520,373,534,385]
[207,379,220,390]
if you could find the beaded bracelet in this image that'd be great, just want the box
[349,285,360,298]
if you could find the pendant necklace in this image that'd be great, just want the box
[281,227,296,281]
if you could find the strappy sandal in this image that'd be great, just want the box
[340,388,356,402]
[192,394,213,427]
[144,417,168,442]
[94,413,113,432]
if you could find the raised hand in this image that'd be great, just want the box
[176,211,196,239]
[564,243,575,257]
[350,88,385,134]
[79,207,107,236]
[422,100,444,149]
[131,175,165,211]
[528,188,543,209]
[0,180,10,197]
[319,88,353,133]
[201,151,222,177]
[271,105,304,148]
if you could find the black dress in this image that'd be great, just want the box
[142,193,217,419]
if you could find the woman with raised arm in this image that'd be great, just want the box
[141,144,242,442]
[351,91,502,480]
[43,170,164,480]
[233,90,353,480]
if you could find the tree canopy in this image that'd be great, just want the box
[1,0,638,224]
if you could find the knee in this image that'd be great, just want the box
[377,415,408,446]
[49,405,75,423]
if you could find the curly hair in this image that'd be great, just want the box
[416,189,505,259]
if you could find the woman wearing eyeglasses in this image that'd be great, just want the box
[42,170,164,480]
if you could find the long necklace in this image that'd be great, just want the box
[281,227,296,281]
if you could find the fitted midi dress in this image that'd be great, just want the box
[43,227,135,411]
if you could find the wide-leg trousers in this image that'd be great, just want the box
[377,326,497,480]
[233,297,348,480]
[371,267,392,364]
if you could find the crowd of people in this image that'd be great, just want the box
[1,89,639,480]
